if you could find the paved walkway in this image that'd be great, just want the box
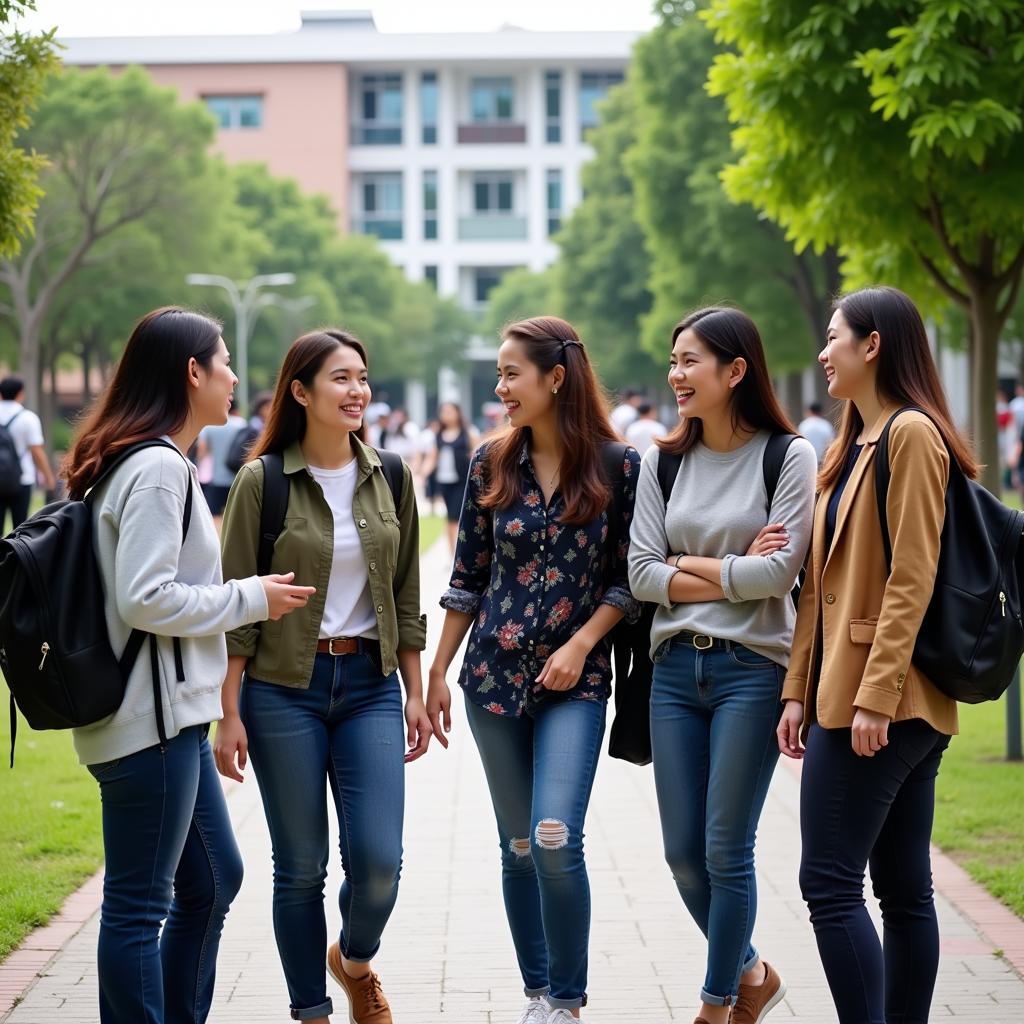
[4,538,1024,1022]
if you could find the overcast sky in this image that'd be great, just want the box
[19,0,659,36]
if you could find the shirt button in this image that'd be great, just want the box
[359,518,368,528]
[369,561,377,571]
[376,604,384,614]
[824,593,836,605]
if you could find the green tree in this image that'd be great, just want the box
[0,66,229,410]
[557,83,662,391]
[628,1,840,406]
[0,0,59,258]
[482,267,559,341]
[706,0,1024,491]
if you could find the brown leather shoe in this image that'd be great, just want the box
[326,941,393,1024]
[731,961,786,1024]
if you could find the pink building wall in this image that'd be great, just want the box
[135,63,349,229]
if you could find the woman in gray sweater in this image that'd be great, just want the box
[627,307,816,1024]
[62,307,314,1024]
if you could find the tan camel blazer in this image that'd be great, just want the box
[782,405,958,736]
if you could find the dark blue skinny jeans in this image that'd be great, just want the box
[649,639,783,1007]
[241,650,405,1021]
[88,724,243,1024]
[799,720,950,1024]
[464,693,606,1011]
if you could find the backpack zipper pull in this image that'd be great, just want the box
[1000,592,1007,618]
[38,642,50,670]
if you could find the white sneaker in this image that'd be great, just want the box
[515,997,550,1024]
[547,1010,578,1023]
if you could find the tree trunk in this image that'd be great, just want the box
[971,299,1003,496]
[782,370,804,423]
[81,332,93,404]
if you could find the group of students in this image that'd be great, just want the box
[58,284,963,1024]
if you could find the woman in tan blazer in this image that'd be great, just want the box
[777,286,975,1024]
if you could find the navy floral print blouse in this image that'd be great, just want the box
[440,441,641,717]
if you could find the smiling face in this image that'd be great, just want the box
[820,308,878,400]
[291,343,371,433]
[494,336,562,429]
[191,337,238,429]
[667,328,744,422]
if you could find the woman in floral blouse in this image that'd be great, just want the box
[427,316,640,1024]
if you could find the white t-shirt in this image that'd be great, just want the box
[611,403,639,434]
[0,400,44,486]
[309,460,378,640]
[625,417,668,455]
[383,421,419,462]
[797,415,837,464]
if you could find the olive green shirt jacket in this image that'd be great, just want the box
[220,437,426,686]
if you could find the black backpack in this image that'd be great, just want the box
[875,407,1024,703]
[226,423,259,474]
[0,440,192,765]
[605,434,801,765]
[255,448,405,576]
[0,411,24,497]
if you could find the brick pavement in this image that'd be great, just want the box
[4,537,1024,1022]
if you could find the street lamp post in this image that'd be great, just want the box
[257,293,317,347]
[185,272,296,412]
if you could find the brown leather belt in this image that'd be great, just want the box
[315,636,380,657]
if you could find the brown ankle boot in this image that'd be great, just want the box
[731,961,786,1024]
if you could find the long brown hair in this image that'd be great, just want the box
[249,329,368,460]
[818,286,977,490]
[64,307,222,499]
[656,306,797,456]
[481,315,618,525]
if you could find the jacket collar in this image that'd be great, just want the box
[281,434,382,476]
[859,402,903,445]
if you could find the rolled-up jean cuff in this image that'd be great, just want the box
[291,997,333,1020]
[742,949,760,975]
[524,985,550,999]
[700,988,734,1008]
[340,934,380,964]
[547,994,585,1010]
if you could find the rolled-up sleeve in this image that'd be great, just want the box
[439,448,493,614]
[627,447,678,607]
[601,445,641,623]
[719,439,817,602]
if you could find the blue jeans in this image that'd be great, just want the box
[241,651,405,1021]
[464,694,606,1011]
[799,721,950,1024]
[649,640,783,1006]
[88,725,243,1024]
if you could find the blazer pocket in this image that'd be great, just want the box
[849,618,878,645]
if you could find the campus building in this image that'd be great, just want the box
[60,9,637,420]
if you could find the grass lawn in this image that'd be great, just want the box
[933,695,1024,916]
[0,712,102,961]
[419,513,446,553]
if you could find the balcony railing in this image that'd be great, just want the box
[457,122,527,144]
[353,218,404,241]
[458,215,528,241]
[350,123,403,145]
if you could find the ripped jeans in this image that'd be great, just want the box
[464,694,606,1010]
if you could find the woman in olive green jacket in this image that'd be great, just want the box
[216,329,430,1024]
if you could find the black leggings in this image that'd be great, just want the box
[799,720,950,1024]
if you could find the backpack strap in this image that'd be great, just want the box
[257,453,290,578]
[1,410,23,431]
[655,449,683,506]
[762,433,799,511]
[377,449,406,509]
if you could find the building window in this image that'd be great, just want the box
[470,77,515,122]
[358,173,403,240]
[579,71,624,137]
[204,95,263,129]
[421,72,438,144]
[473,267,507,306]
[423,170,438,241]
[354,73,403,145]
[546,169,562,235]
[545,71,561,143]
[473,173,514,214]
[424,265,438,290]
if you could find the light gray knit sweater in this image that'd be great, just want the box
[627,433,816,667]
[72,444,268,765]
